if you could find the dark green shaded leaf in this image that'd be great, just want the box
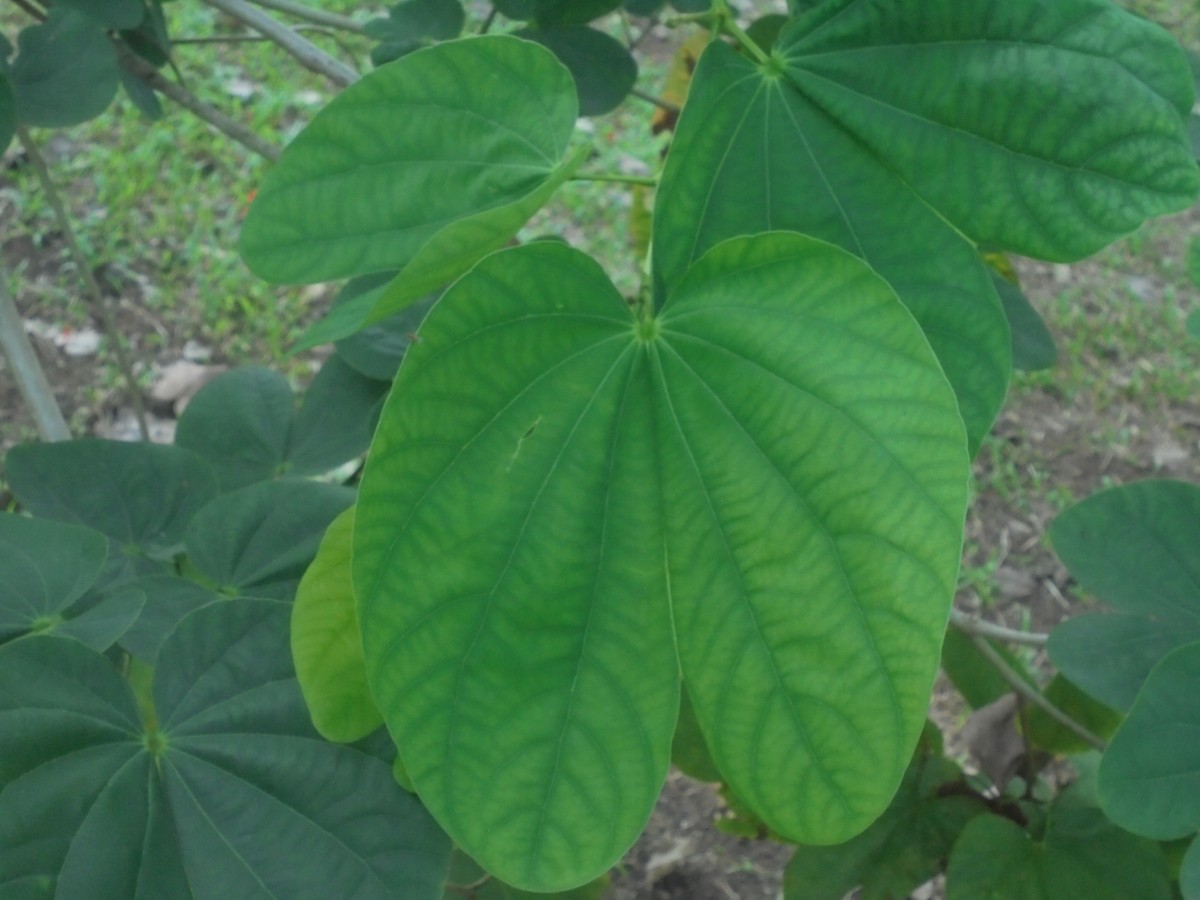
[495,0,621,24]
[52,586,144,651]
[288,355,389,472]
[355,235,968,888]
[336,292,438,381]
[239,36,579,284]
[1048,480,1200,709]
[0,73,14,154]
[118,67,163,119]
[670,0,709,11]
[186,480,355,595]
[117,575,226,662]
[623,0,663,14]
[946,805,1171,900]
[57,0,144,28]
[745,14,788,52]
[671,684,722,783]
[0,600,452,898]
[991,272,1056,372]
[1182,835,1200,900]
[292,508,383,742]
[654,38,1011,454]
[1099,641,1200,840]
[6,440,218,560]
[118,1,171,69]
[516,26,637,116]
[1025,674,1122,755]
[443,848,609,898]
[295,272,398,352]
[941,629,1035,710]
[0,515,107,640]
[10,9,119,127]
[365,0,464,66]
[785,749,986,900]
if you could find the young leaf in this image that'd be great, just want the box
[10,9,119,127]
[239,36,579,285]
[5,440,218,560]
[1048,480,1200,709]
[292,507,384,742]
[355,235,968,889]
[186,480,355,596]
[654,37,1011,455]
[1098,641,1200,840]
[0,601,452,898]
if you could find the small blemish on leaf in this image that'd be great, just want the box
[506,416,542,471]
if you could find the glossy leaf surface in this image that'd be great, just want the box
[946,805,1171,900]
[356,236,968,889]
[1099,641,1200,840]
[1048,480,1200,709]
[6,440,218,560]
[0,600,452,898]
[240,36,579,284]
[292,508,383,742]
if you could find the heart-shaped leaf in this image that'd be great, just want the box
[355,236,968,889]
[186,480,355,597]
[1098,641,1200,840]
[6,440,218,560]
[0,600,452,897]
[239,36,579,285]
[10,9,119,127]
[946,805,1171,900]
[292,507,383,742]
[1048,480,1200,710]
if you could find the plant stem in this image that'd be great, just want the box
[202,0,359,87]
[243,0,365,34]
[9,0,45,20]
[479,5,497,34]
[0,272,70,441]
[714,0,771,67]
[965,631,1107,752]
[948,608,1049,647]
[630,87,680,114]
[118,51,282,162]
[17,126,152,440]
[571,172,657,187]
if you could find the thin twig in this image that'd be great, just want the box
[949,608,1049,647]
[630,87,680,114]
[9,0,46,21]
[965,631,1107,752]
[479,6,497,34]
[17,127,151,440]
[202,0,359,87]
[0,272,70,441]
[118,50,282,161]
[571,172,657,187]
[243,0,365,34]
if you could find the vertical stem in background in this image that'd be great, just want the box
[0,274,70,441]
[17,126,152,441]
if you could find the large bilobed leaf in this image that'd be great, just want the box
[654,38,1010,454]
[0,600,452,898]
[186,480,354,597]
[1098,641,1200,840]
[945,805,1171,900]
[1048,480,1200,710]
[10,9,119,127]
[0,515,107,640]
[355,236,968,889]
[175,363,386,490]
[5,440,218,560]
[57,0,144,28]
[515,26,637,116]
[784,748,985,900]
[239,36,579,285]
[118,576,228,662]
[292,507,383,742]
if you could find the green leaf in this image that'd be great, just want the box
[187,480,355,596]
[1024,674,1122,755]
[671,684,722,783]
[365,0,465,66]
[0,72,14,154]
[292,507,383,742]
[0,514,107,640]
[336,292,438,381]
[777,0,1199,261]
[1182,834,1200,900]
[118,66,163,119]
[991,271,1056,372]
[442,848,610,899]
[239,36,579,284]
[1188,310,1200,340]
[940,629,1035,710]
[946,805,1172,900]
[0,600,452,898]
[6,440,218,560]
[654,37,1011,455]
[1048,480,1200,710]
[1098,641,1200,840]
[51,586,145,651]
[515,27,637,116]
[784,749,986,900]
[57,0,144,29]
[118,1,171,69]
[355,235,968,888]
[10,9,119,127]
[117,575,227,662]
[495,0,621,24]
[175,362,387,489]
